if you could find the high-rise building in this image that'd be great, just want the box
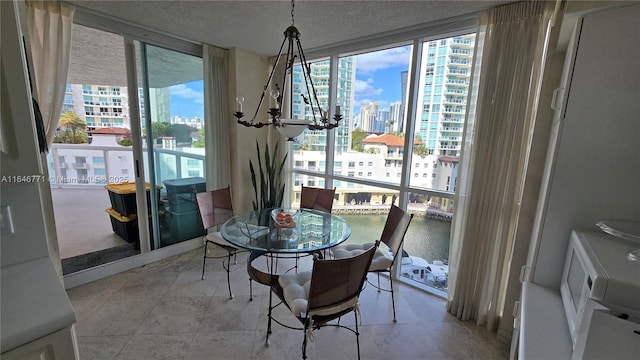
[64,84,174,134]
[416,34,475,156]
[400,70,408,133]
[67,84,130,129]
[389,101,402,132]
[359,101,379,133]
[378,108,390,133]
[292,58,355,154]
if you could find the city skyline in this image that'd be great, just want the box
[352,46,410,114]
[165,49,412,122]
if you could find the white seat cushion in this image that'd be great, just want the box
[278,271,312,317]
[332,243,393,271]
[278,271,359,318]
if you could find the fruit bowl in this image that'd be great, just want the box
[271,208,299,228]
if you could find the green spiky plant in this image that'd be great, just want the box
[249,141,288,210]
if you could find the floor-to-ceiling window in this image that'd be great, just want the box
[288,30,477,296]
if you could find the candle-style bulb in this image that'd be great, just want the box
[236,96,244,112]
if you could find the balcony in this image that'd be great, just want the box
[48,143,206,273]
[73,162,89,170]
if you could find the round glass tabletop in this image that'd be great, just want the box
[221,208,351,254]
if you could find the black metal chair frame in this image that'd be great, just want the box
[265,242,379,359]
[196,186,243,299]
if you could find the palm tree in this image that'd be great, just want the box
[58,111,87,143]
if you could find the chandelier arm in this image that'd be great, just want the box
[296,38,323,125]
[279,34,297,120]
[250,35,289,123]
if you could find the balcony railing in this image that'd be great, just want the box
[48,143,205,187]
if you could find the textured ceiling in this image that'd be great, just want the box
[67,0,512,56]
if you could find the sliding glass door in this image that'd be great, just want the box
[133,42,205,250]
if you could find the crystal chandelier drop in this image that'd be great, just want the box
[234,0,342,140]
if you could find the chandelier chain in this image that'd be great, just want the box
[291,0,295,25]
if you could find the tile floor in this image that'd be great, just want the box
[67,247,510,360]
[52,188,128,259]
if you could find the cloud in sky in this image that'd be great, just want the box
[355,47,411,74]
[354,78,383,98]
[169,84,203,104]
[354,98,391,109]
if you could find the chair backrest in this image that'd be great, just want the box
[379,205,413,261]
[300,186,336,213]
[307,241,378,313]
[196,186,234,230]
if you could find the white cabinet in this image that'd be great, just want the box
[527,3,640,290]
[1,258,78,360]
[1,326,79,360]
[518,3,640,359]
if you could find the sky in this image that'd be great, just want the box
[352,45,411,114]
[169,81,205,119]
[167,45,412,120]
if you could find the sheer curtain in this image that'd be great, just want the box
[203,45,231,190]
[25,0,74,145]
[447,1,555,330]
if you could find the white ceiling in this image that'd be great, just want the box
[66,0,512,56]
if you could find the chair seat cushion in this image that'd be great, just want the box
[332,243,393,271]
[278,271,359,318]
[278,271,312,317]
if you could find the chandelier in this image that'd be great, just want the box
[234,0,343,140]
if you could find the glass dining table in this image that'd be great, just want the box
[221,208,351,255]
[220,208,352,344]
[221,208,351,286]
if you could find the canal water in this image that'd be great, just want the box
[340,214,451,264]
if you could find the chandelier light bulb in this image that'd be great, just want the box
[236,95,245,112]
[270,89,280,109]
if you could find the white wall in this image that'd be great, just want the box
[531,4,640,288]
[228,48,272,212]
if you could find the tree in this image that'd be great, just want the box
[413,144,429,156]
[193,127,205,148]
[57,111,87,143]
[351,129,368,152]
[385,120,395,133]
[150,121,172,138]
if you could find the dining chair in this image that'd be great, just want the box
[299,185,336,212]
[297,185,336,265]
[195,186,239,299]
[331,205,413,322]
[273,241,379,359]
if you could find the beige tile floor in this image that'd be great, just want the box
[67,247,510,360]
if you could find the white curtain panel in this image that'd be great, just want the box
[447,1,555,330]
[203,45,231,190]
[25,0,74,145]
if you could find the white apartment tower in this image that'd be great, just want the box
[389,101,402,132]
[292,58,355,154]
[65,84,130,129]
[417,34,475,156]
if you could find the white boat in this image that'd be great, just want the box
[400,252,448,289]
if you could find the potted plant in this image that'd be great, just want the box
[249,141,287,211]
